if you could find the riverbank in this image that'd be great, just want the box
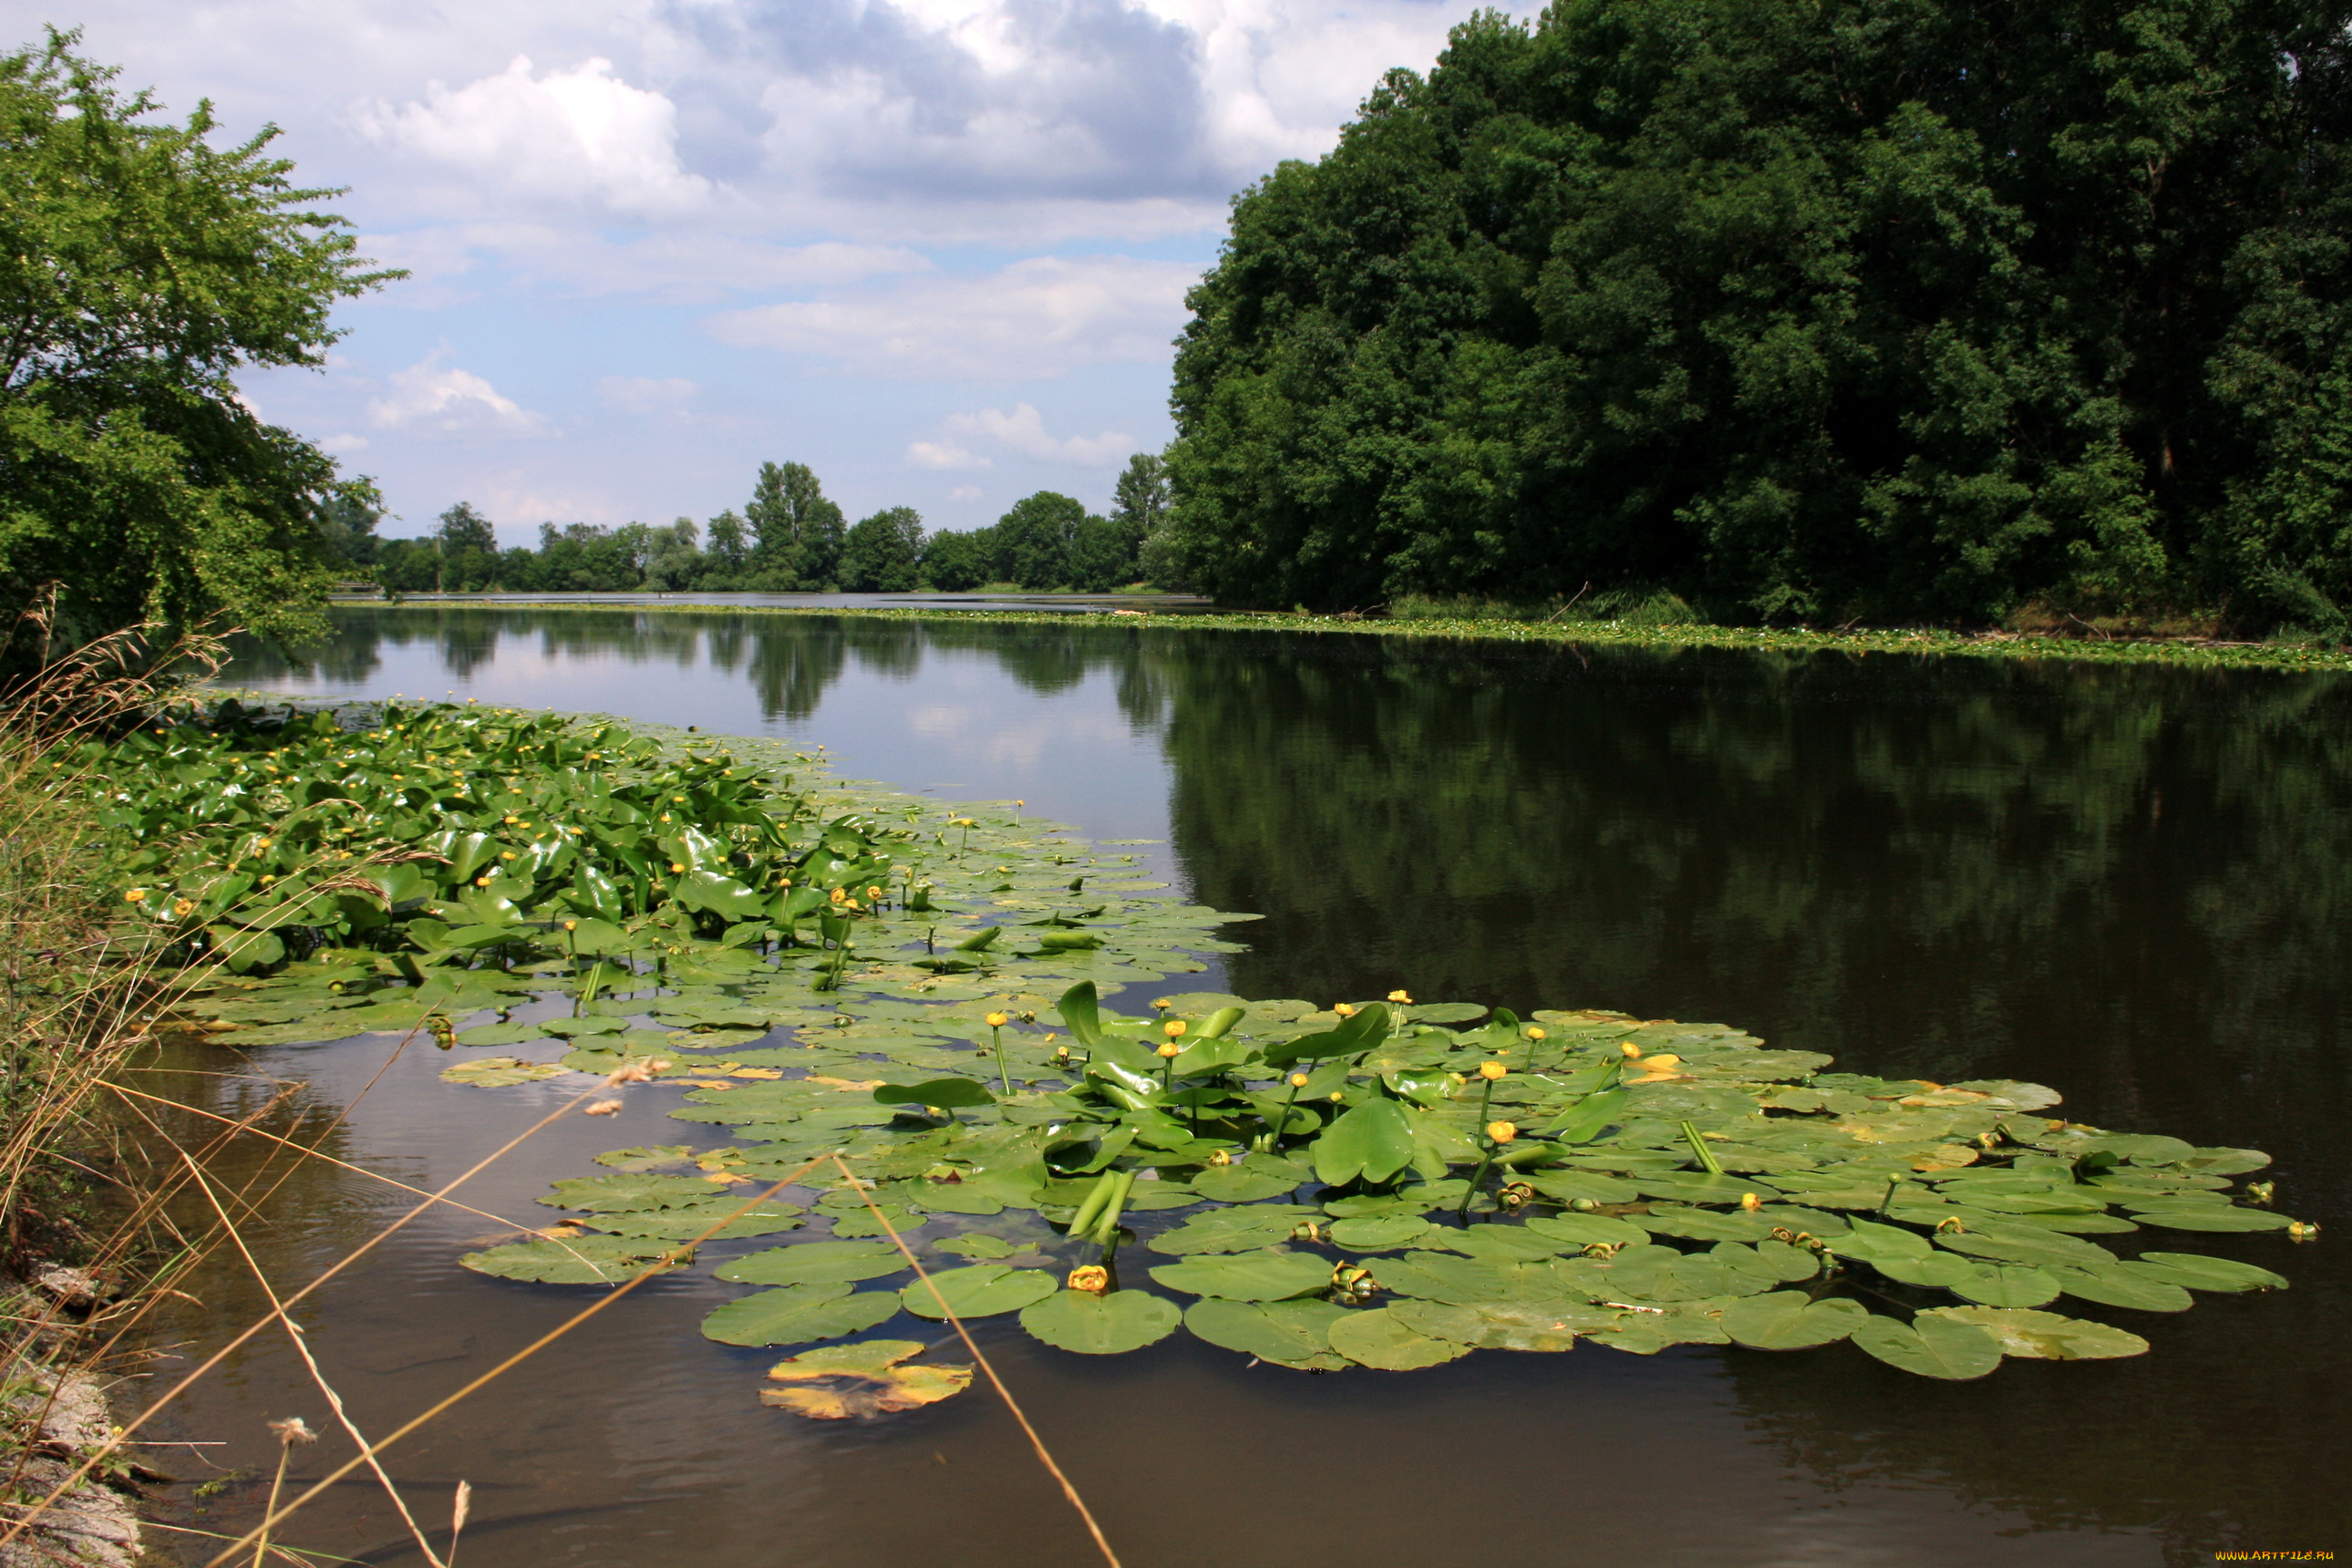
[342,597,2352,676]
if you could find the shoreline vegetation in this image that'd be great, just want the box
[323,595,2352,677]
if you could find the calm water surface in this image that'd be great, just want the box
[154,607,2349,1566]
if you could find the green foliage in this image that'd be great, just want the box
[1167,0,2352,630]
[746,461,846,591]
[840,506,926,593]
[0,29,397,665]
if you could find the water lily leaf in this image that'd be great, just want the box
[1717,1240,1821,1284]
[702,1283,901,1346]
[459,1233,686,1284]
[1522,1214,1649,1250]
[1933,1227,2118,1269]
[1868,1253,1975,1288]
[1851,1313,2002,1379]
[1635,1174,1780,1206]
[2120,1253,2290,1293]
[1148,1249,1333,1301]
[759,1339,972,1418]
[1327,1214,1436,1251]
[900,1264,1057,1319]
[1182,1297,1348,1369]
[934,1233,1018,1259]
[1312,1098,1416,1188]
[2124,1202,2294,1233]
[1524,1171,1639,1205]
[1950,1264,2060,1307]
[1369,1251,1513,1304]
[454,1021,548,1047]
[1388,1297,1618,1351]
[1625,1205,1775,1243]
[1326,1306,1472,1369]
[1149,1206,1305,1256]
[593,1144,696,1171]
[2044,1265,2193,1312]
[542,1173,719,1212]
[440,1057,569,1088]
[906,1183,1008,1216]
[1191,1159,1308,1202]
[596,1196,806,1240]
[828,1208,927,1240]
[1721,1292,1868,1348]
[1442,1224,1571,1263]
[1920,1306,2151,1360]
[1019,1289,1182,1354]
[872,1078,995,1109]
[718,1240,908,1286]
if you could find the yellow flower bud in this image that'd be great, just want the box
[1163,1020,1188,1039]
[500,851,518,861]
[866,885,882,899]
[1526,1026,1547,1041]
[1739,1191,1762,1212]
[563,919,578,931]
[1620,1042,1643,1058]
[1387,989,1412,1004]
[1067,1265,1110,1295]
[124,887,147,903]
[1333,1002,1357,1017]
[1486,1120,1518,1144]
[1157,1042,1181,1058]
[1290,1073,1309,1088]
[474,875,490,887]
[830,887,845,903]
[172,899,194,917]
[1327,1090,1345,1102]
[1479,1060,1507,1079]
[985,1012,1010,1027]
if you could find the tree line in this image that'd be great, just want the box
[325,455,1180,595]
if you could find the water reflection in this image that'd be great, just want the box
[203,609,2350,1564]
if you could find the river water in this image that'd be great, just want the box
[150,604,2347,1565]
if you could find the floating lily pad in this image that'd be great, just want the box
[1148,1249,1334,1301]
[1867,1253,1975,1289]
[459,1233,687,1284]
[1721,1292,1868,1349]
[2120,1253,2290,1293]
[1851,1313,2002,1379]
[542,1173,723,1212]
[1148,1206,1305,1256]
[2124,1202,2295,1233]
[1191,1160,1309,1202]
[1442,1224,1571,1263]
[1368,1251,1512,1304]
[760,1339,972,1418]
[1388,1297,1618,1351]
[718,1240,908,1286]
[1949,1264,2060,1308]
[900,1264,1057,1319]
[1326,1306,1473,1369]
[440,1056,570,1088]
[1920,1306,2151,1360]
[594,1197,806,1240]
[2045,1264,2193,1312]
[702,1284,902,1346]
[1019,1290,1182,1354]
[594,1145,698,1171]
[934,1233,1018,1260]
[1522,1213,1648,1250]
[1181,1297,1348,1369]
[1327,1214,1437,1251]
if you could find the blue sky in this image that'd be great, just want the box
[15,0,1525,545]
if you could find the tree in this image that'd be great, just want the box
[1116,450,1185,590]
[992,491,1088,589]
[922,528,991,591]
[1068,511,1140,592]
[1168,1,2352,630]
[745,461,846,590]
[0,29,398,665]
[315,485,383,571]
[706,509,749,582]
[840,506,926,592]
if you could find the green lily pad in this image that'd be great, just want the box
[1148,1206,1308,1255]
[1182,1297,1349,1369]
[1522,1213,1648,1250]
[1720,1292,1868,1349]
[1326,1306,1473,1369]
[900,1264,1057,1319]
[1442,1224,1571,1263]
[1868,1253,1975,1288]
[1327,1214,1436,1251]
[1191,1159,1309,1202]
[717,1240,908,1286]
[1919,1306,2151,1360]
[1148,1249,1334,1301]
[1019,1289,1182,1354]
[2120,1253,2290,1293]
[1851,1313,2003,1379]
[934,1233,1018,1259]
[459,1233,686,1284]
[441,1056,570,1088]
[1625,1205,1776,1243]
[1388,1297,1618,1351]
[1949,1264,2060,1307]
[829,1207,928,1240]
[594,1196,806,1240]
[701,1283,901,1346]
[593,1144,697,1171]
[1933,1227,2118,1270]
[2044,1264,2193,1312]
[2124,1202,2295,1233]
[542,1173,722,1212]
[1524,1170,1639,1205]
[1367,1251,1513,1304]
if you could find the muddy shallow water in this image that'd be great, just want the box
[137,607,2350,1565]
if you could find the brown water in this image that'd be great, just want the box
[138,608,2349,1566]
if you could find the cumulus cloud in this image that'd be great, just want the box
[597,376,697,414]
[356,56,715,216]
[907,440,990,469]
[367,351,551,438]
[950,483,984,502]
[361,227,933,303]
[703,254,1197,379]
[945,403,1133,466]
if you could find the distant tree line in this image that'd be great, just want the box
[324,456,1181,596]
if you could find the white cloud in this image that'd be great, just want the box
[944,403,1133,466]
[950,484,984,502]
[703,255,1198,379]
[907,440,990,470]
[360,227,933,304]
[597,376,696,414]
[366,350,551,438]
[356,56,715,217]
[319,432,371,455]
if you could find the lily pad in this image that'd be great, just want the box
[1181,1297,1348,1369]
[1949,1264,2061,1308]
[1867,1253,1975,1289]
[2124,1202,2295,1233]
[1327,1214,1437,1251]
[1720,1292,1868,1349]
[1326,1306,1472,1369]
[1148,1207,1305,1256]
[718,1240,909,1286]
[702,1283,902,1346]
[934,1233,1018,1260]
[760,1339,973,1418]
[542,1173,724,1212]
[1522,1213,1648,1250]
[1148,1249,1334,1301]
[2120,1253,2290,1293]
[900,1264,1058,1319]
[1919,1306,2151,1360]
[1019,1289,1182,1354]
[1388,1297,1618,1351]
[458,1233,687,1284]
[2044,1264,2193,1313]
[1191,1160,1309,1202]
[1851,1313,2003,1379]
[441,1056,570,1088]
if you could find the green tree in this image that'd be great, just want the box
[921,527,991,591]
[745,461,846,590]
[643,517,703,590]
[991,491,1087,589]
[315,486,382,571]
[0,29,398,665]
[705,509,749,583]
[1067,511,1140,592]
[1114,451,1182,589]
[840,505,926,592]
[433,502,498,592]
[1169,1,2352,630]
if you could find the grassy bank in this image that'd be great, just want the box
[345,597,2352,676]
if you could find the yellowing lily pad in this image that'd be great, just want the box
[440,1056,570,1088]
[1919,1306,2151,1360]
[459,1233,688,1284]
[760,1339,972,1418]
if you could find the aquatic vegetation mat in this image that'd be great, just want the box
[81,700,2308,1415]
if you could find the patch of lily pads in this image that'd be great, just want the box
[80,699,2309,1418]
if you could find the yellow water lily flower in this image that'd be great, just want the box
[1290,1073,1310,1088]
[1067,1265,1109,1294]
[1157,1041,1181,1058]
[1486,1120,1518,1144]
[985,1012,1010,1027]
[1333,1003,1357,1017]
[123,888,147,903]
[1387,989,1412,1004]
[1163,1020,1188,1039]
[1479,1060,1508,1079]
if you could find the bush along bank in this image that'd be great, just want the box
[71,699,2313,1411]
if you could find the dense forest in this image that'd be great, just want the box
[1163,0,2352,632]
[330,455,1180,596]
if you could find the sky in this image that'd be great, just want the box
[14,0,1527,545]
